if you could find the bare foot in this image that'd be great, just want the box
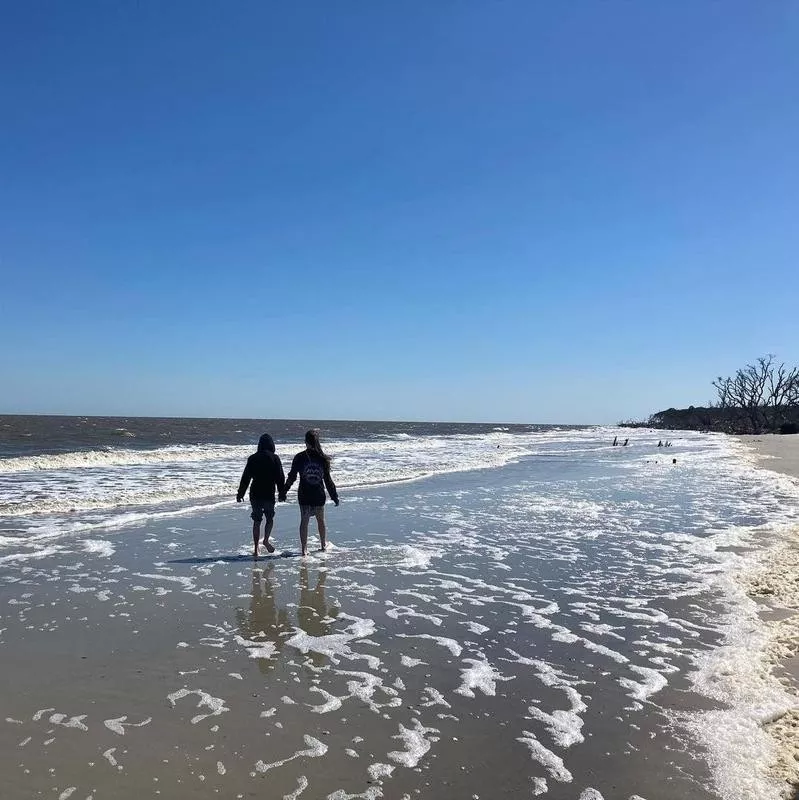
[264,538,275,554]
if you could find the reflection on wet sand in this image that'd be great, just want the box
[297,564,339,638]
[235,565,291,674]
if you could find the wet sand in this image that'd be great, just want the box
[0,463,730,800]
[740,434,799,481]
[737,434,799,797]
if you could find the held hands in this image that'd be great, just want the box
[278,494,287,503]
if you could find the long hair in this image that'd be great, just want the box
[304,429,330,467]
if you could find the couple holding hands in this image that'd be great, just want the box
[237,429,339,559]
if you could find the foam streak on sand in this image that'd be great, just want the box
[516,731,573,783]
[387,720,439,768]
[285,614,379,669]
[283,776,309,800]
[454,656,511,698]
[167,689,229,724]
[253,735,327,774]
[396,633,462,657]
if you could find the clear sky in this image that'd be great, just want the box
[1,2,797,423]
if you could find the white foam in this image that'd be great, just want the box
[285,614,379,669]
[421,687,451,708]
[326,788,383,800]
[461,621,490,635]
[308,687,343,714]
[516,731,572,783]
[254,735,328,773]
[527,706,584,748]
[387,719,439,768]
[134,572,196,591]
[82,539,115,558]
[396,633,462,657]
[284,776,309,800]
[49,713,88,731]
[385,601,442,627]
[336,671,402,715]
[234,635,277,660]
[104,715,152,735]
[0,429,554,542]
[619,665,667,702]
[167,688,229,724]
[532,777,547,795]
[367,763,394,781]
[455,657,511,698]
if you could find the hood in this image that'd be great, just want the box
[257,433,275,454]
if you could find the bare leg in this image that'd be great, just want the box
[263,516,275,553]
[299,515,309,556]
[252,520,260,560]
[316,509,327,551]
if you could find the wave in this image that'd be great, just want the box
[0,443,252,474]
[0,427,745,545]
[0,430,546,525]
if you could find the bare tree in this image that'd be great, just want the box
[766,359,799,428]
[713,355,799,433]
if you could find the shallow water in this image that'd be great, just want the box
[1,428,798,798]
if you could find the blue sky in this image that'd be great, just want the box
[1,2,797,423]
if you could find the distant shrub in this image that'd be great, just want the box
[779,422,799,435]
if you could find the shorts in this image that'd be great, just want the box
[250,498,276,524]
[300,505,325,522]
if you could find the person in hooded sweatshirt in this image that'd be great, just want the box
[237,434,286,559]
[281,429,339,556]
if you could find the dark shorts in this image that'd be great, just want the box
[250,498,276,524]
[300,505,325,522]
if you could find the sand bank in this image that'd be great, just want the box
[737,434,799,798]
[739,434,799,481]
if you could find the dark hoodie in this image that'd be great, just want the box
[237,434,286,502]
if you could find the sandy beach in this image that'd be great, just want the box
[2,428,799,800]
[740,435,799,482]
[737,434,799,798]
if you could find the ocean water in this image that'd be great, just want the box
[1,416,798,799]
[0,416,563,545]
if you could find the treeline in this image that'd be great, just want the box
[623,356,799,435]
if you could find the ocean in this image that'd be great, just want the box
[1,415,797,799]
[0,415,566,546]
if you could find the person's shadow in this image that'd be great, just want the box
[297,564,340,667]
[235,565,291,675]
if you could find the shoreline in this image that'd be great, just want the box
[2,429,798,799]
[735,435,799,797]
[1,446,743,800]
